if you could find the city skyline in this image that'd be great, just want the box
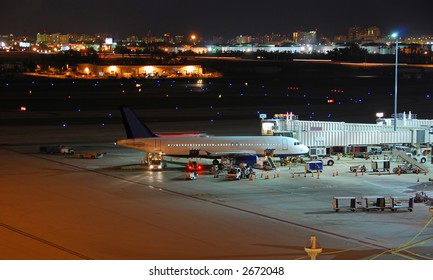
[2,0,433,39]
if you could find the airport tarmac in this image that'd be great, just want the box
[1,124,433,260]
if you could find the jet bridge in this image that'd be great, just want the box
[261,112,433,149]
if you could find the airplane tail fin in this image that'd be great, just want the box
[120,106,158,139]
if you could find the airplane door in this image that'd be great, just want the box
[282,138,288,150]
[155,139,161,151]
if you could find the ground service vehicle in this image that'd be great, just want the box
[187,161,203,171]
[144,158,167,170]
[78,152,104,159]
[40,145,74,155]
[227,168,242,180]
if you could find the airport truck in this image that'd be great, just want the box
[40,145,74,155]
[143,158,167,170]
[77,152,104,159]
[227,167,242,180]
[142,153,167,170]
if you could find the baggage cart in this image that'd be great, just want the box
[390,196,414,212]
[305,161,323,173]
[371,159,390,172]
[333,197,357,212]
[360,196,385,211]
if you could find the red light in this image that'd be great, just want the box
[20,106,27,111]
[327,99,334,103]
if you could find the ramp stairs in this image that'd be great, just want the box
[266,156,277,170]
[391,150,429,173]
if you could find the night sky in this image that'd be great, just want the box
[2,0,432,39]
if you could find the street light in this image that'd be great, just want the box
[391,32,399,133]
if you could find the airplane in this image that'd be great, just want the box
[116,106,309,167]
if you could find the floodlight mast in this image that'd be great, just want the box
[392,32,399,133]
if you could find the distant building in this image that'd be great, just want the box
[36,33,50,44]
[348,25,363,41]
[36,33,69,44]
[236,35,252,44]
[333,35,347,43]
[348,26,381,43]
[293,30,317,44]
[75,64,208,79]
[366,26,381,40]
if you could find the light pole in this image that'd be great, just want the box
[392,32,399,133]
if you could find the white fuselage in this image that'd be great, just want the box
[116,135,309,157]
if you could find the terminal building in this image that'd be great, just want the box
[261,112,433,154]
[75,64,210,79]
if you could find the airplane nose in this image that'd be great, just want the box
[301,145,309,154]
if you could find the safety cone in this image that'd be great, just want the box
[249,174,253,181]
[378,170,381,176]
[332,171,335,177]
[416,168,419,174]
[292,172,294,178]
[298,172,300,177]
[336,169,339,176]
[388,169,391,175]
